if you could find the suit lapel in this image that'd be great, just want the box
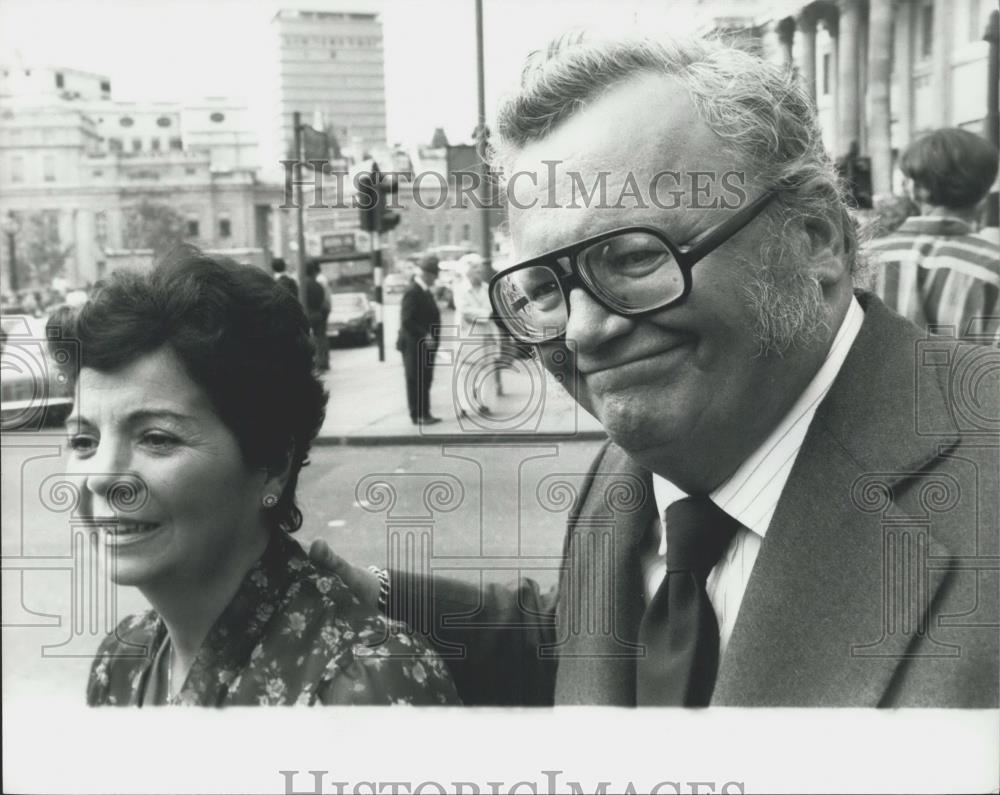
[713,294,961,705]
[554,447,655,705]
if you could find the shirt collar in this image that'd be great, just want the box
[415,275,431,292]
[652,295,865,549]
[897,215,976,236]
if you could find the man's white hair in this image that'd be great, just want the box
[490,31,864,353]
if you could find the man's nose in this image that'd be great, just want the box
[564,287,634,353]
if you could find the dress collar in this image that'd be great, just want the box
[158,532,303,705]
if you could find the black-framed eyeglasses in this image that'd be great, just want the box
[488,191,778,343]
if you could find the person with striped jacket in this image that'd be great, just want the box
[867,128,999,346]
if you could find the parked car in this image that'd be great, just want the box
[1,314,75,430]
[326,292,375,346]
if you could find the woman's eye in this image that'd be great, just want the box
[140,431,178,450]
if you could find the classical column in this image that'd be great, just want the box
[821,7,842,155]
[857,0,869,155]
[776,16,796,70]
[930,0,951,127]
[837,0,863,158]
[797,8,819,103]
[868,0,895,195]
[985,10,999,228]
[894,0,915,153]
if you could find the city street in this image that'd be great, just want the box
[1,433,605,706]
[319,303,606,441]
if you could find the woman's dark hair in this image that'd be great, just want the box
[899,128,999,210]
[49,246,327,534]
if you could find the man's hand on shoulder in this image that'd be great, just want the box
[308,539,381,609]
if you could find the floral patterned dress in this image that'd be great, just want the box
[86,532,459,706]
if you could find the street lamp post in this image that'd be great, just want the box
[2,212,21,295]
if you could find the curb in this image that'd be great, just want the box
[313,430,609,446]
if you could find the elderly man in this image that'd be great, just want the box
[317,34,999,707]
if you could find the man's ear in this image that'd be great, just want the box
[801,210,851,286]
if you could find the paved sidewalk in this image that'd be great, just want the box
[317,334,606,445]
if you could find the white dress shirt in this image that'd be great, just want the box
[641,296,865,655]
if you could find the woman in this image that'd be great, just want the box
[53,247,458,706]
[452,254,501,418]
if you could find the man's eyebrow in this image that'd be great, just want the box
[63,413,89,430]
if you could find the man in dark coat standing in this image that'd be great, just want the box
[397,255,442,425]
[304,261,330,372]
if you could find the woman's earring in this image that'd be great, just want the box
[262,493,278,508]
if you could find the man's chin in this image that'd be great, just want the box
[592,395,678,453]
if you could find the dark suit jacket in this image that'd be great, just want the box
[392,293,999,706]
[397,281,441,352]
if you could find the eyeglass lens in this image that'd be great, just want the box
[494,231,685,341]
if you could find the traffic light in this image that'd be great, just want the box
[357,162,401,234]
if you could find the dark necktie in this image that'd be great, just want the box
[636,495,740,706]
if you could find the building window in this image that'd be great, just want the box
[108,137,123,153]
[427,225,435,245]
[169,136,183,150]
[100,80,110,94]
[54,72,64,89]
[185,166,197,175]
[11,155,24,183]
[132,138,142,153]
[920,2,934,59]
[822,53,831,95]
[218,214,232,239]
[461,224,471,242]
[156,116,172,128]
[120,115,134,127]
[443,224,452,244]
[92,169,103,178]
[151,138,161,152]
[210,111,225,123]
[186,218,200,237]
[95,211,108,242]
[43,154,56,182]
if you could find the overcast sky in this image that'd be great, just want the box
[0,0,707,148]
